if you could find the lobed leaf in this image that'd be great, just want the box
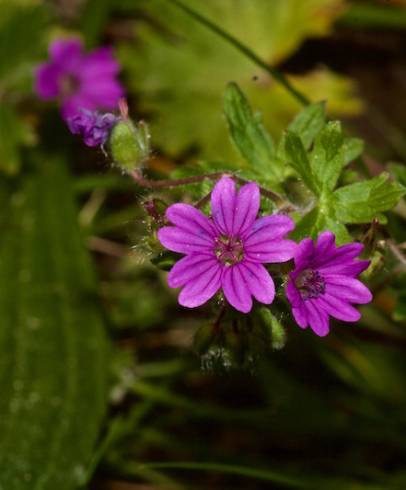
[287,101,326,149]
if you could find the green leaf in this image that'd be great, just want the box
[333,172,405,224]
[310,120,344,192]
[389,163,406,189]
[0,105,32,175]
[0,158,109,489]
[343,137,364,165]
[287,101,326,149]
[223,82,282,183]
[284,131,316,193]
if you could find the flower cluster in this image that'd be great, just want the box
[67,109,118,147]
[158,177,372,337]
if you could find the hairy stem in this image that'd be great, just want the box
[167,0,309,106]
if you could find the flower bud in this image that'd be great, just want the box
[109,119,150,172]
[258,307,286,350]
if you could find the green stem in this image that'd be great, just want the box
[167,0,309,106]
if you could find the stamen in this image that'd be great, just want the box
[214,235,244,266]
[295,269,325,300]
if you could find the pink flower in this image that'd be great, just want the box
[286,231,372,337]
[34,38,124,120]
[158,177,297,313]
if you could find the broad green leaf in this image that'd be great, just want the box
[287,101,326,149]
[223,82,282,184]
[121,0,360,159]
[310,120,345,192]
[284,131,316,193]
[0,158,109,489]
[333,173,405,224]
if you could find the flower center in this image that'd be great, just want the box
[214,235,244,266]
[295,269,325,300]
[60,74,81,97]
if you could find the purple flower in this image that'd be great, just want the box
[35,38,124,119]
[67,109,118,147]
[158,176,297,313]
[286,231,372,337]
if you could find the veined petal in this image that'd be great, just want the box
[304,300,330,337]
[245,238,297,264]
[325,275,372,304]
[316,294,361,322]
[318,259,370,277]
[211,176,236,236]
[316,231,335,256]
[168,254,218,289]
[232,182,260,236]
[315,242,364,269]
[179,263,222,308]
[166,203,216,242]
[245,215,295,243]
[240,261,275,305]
[292,304,309,329]
[294,238,315,269]
[158,227,214,254]
[286,279,301,308]
[222,265,253,313]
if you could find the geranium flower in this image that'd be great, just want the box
[158,176,297,313]
[35,38,124,119]
[286,231,372,336]
[67,109,118,147]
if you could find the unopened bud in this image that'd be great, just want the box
[109,119,150,172]
[258,307,286,350]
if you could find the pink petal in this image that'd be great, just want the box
[178,263,222,308]
[318,260,370,277]
[81,47,121,79]
[304,301,330,336]
[316,231,335,255]
[49,38,83,70]
[211,177,236,236]
[285,279,301,307]
[34,63,62,99]
[168,254,218,288]
[294,238,315,269]
[245,215,295,243]
[316,294,361,322]
[245,238,297,264]
[158,227,214,254]
[292,304,309,329]
[222,265,253,313]
[315,242,364,269]
[232,182,260,236]
[166,203,216,242]
[324,275,372,304]
[240,261,275,305]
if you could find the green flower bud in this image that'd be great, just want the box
[109,119,150,172]
[258,307,286,350]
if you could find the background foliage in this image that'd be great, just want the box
[1,0,406,489]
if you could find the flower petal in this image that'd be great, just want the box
[245,238,297,264]
[211,176,236,236]
[81,47,121,79]
[325,275,372,304]
[222,265,253,313]
[292,304,309,329]
[179,263,222,308]
[49,38,83,70]
[285,279,302,307]
[294,238,315,269]
[34,63,62,99]
[304,300,330,337]
[232,182,260,236]
[244,214,295,244]
[316,294,361,322]
[166,203,216,242]
[240,262,275,305]
[315,242,364,269]
[158,227,214,254]
[168,254,218,288]
[316,231,335,255]
[318,259,370,277]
